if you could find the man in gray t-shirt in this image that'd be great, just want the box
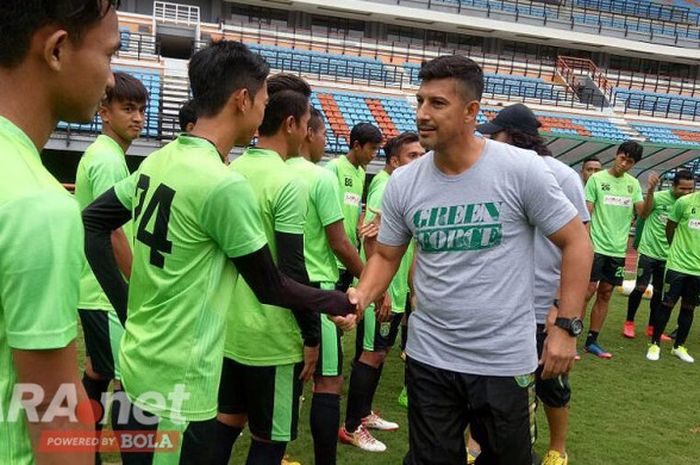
[480,103,591,465]
[349,56,592,465]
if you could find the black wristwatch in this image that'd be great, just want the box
[554,317,583,337]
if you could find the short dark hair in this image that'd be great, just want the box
[103,71,148,106]
[674,169,695,184]
[350,123,382,148]
[502,127,552,158]
[178,99,197,131]
[309,107,325,132]
[267,73,311,97]
[418,55,484,102]
[582,156,601,166]
[188,40,269,118]
[258,89,309,137]
[384,132,420,163]
[0,0,119,68]
[617,140,643,163]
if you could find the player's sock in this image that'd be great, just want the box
[361,362,384,418]
[585,330,599,347]
[82,374,109,465]
[651,304,673,345]
[626,288,643,322]
[345,361,380,432]
[212,420,243,465]
[310,393,340,465]
[674,306,695,348]
[245,439,287,465]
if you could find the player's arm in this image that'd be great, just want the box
[82,187,132,325]
[3,194,94,465]
[13,344,93,465]
[666,219,678,244]
[203,176,355,317]
[327,220,364,279]
[634,175,651,217]
[111,228,132,279]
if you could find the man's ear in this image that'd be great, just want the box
[98,104,110,123]
[464,100,481,125]
[285,115,296,134]
[42,29,70,72]
[389,156,399,170]
[230,88,249,114]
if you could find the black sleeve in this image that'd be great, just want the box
[276,231,320,347]
[82,188,130,326]
[231,246,354,319]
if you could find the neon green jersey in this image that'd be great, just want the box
[0,116,82,465]
[226,148,309,366]
[287,157,343,283]
[362,170,414,312]
[75,135,131,310]
[585,170,642,257]
[666,192,700,276]
[638,190,678,261]
[325,155,365,270]
[114,135,266,421]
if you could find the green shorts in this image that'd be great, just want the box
[314,282,343,377]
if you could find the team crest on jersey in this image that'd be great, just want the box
[627,185,634,194]
[344,176,353,187]
[601,183,611,192]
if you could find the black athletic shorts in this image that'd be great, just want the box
[590,253,626,286]
[117,400,219,465]
[403,357,534,465]
[218,357,304,442]
[535,325,571,409]
[635,254,666,289]
[356,309,402,353]
[79,309,123,379]
[335,268,354,293]
[663,269,700,307]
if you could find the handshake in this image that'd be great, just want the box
[329,286,393,332]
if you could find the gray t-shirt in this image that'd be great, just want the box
[534,157,590,324]
[378,139,577,376]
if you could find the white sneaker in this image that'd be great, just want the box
[646,343,660,361]
[672,346,695,363]
[362,411,399,431]
[339,425,387,452]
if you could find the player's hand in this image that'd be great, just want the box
[347,287,367,320]
[376,293,392,323]
[331,314,357,331]
[359,207,382,240]
[300,345,319,382]
[647,171,660,192]
[539,328,576,380]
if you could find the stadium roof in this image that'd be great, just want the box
[545,135,700,183]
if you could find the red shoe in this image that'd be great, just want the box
[646,326,672,342]
[623,321,635,339]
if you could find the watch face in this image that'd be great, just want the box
[571,318,584,336]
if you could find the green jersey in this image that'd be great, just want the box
[325,155,365,270]
[226,148,309,366]
[114,135,266,421]
[585,170,643,257]
[638,190,678,261]
[287,157,344,283]
[666,192,700,276]
[363,170,413,312]
[75,135,130,310]
[0,116,82,465]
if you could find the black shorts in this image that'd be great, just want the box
[635,254,666,289]
[218,357,304,442]
[79,309,124,379]
[590,253,626,286]
[335,268,354,293]
[535,325,571,409]
[403,357,534,465]
[116,400,219,465]
[357,309,402,353]
[663,269,700,307]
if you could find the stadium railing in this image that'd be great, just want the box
[573,0,699,26]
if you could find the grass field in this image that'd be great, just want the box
[92,292,700,464]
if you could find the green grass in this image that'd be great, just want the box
[89,293,700,464]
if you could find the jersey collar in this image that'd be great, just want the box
[96,134,126,157]
[0,115,41,163]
